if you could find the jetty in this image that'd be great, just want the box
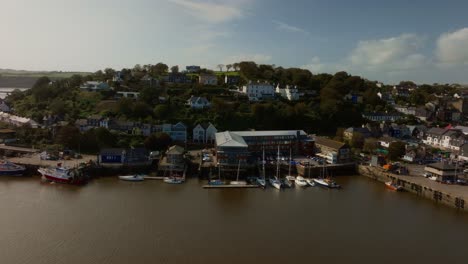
[202,184,259,189]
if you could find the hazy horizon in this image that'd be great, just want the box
[1,0,468,84]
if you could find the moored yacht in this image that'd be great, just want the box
[295,176,308,187]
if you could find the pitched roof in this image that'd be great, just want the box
[232,130,307,137]
[215,131,248,148]
[426,127,448,136]
[166,145,185,155]
[314,136,347,150]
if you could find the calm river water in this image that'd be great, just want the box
[0,176,467,264]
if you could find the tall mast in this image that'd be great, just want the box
[288,147,292,175]
[276,145,280,179]
[262,147,266,179]
[236,160,241,181]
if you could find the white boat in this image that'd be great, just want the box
[295,176,308,187]
[313,178,340,188]
[119,175,145,182]
[163,177,184,184]
[269,178,282,190]
[429,176,438,181]
[286,176,296,182]
[256,177,266,187]
[38,164,74,184]
[230,160,247,185]
[305,178,316,187]
[269,145,282,190]
[257,147,267,188]
[283,178,293,188]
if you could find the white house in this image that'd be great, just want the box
[241,81,275,101]
[80,81,111,91]
[187,96,211,109]
[276,85,300,101]
[193,123,217,143]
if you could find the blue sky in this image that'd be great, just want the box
[1,0,468,84]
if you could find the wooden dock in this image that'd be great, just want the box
[202,184,260,189]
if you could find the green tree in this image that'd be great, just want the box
[171,65,179,73]
[388,141,406,161]
[350,132,365,149]
[55,125,81,149]
[144,132,172,151]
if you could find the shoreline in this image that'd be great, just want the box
[358,165,468,212]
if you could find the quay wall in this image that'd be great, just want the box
[358,165,467,212]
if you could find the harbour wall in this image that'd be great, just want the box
[358,165,467,212]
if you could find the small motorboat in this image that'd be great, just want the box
[429,176,438,181]
[295,176,308,187]
[306,178,316,187]
[385,181,403,191]
[230,180,248,185]
[257,177,266,187]
[286,175,296,182]
[208,179,225,186]
[119,175,145,182]
[164,177,184,184]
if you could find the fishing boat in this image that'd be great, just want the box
[385,181,403,191]
[119,175,145,182]
[295,176,308,187]
[257,148,267,188]
[38,163,75,184]
[269,146,282,190]
[230,160,247,185]
[0,160,26,176]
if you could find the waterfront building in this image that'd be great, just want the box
[423,127,449,148]
[314,136,350,164]
[215,130,310,166]
[424,162,457,182]
[152,122,187,142]
[241,81,275,101]
[343,127,371,141]
[0,112,39,128]
[98,148,150,168]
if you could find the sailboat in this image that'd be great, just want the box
[269,146,282,190]
[230,160,247,185]
[209,165,225,185]
[284,148,294,187]
[313,164,340,189]
[164,162,184,184]
[304,160,315,187]
[256,148,267,188]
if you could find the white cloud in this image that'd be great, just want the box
[301,57,326,73]
[347,34,427,72]
[436,28,468,65]
[224,54,272,64]
[168,0,245,23]
[272,20,309,35]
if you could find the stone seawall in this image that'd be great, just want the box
[358,165,467,212]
